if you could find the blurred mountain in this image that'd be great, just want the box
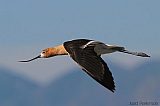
[0,67,40,106]
[0,58,159,106]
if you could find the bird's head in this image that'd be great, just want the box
[19,48,56,62]
[40,48,56,58]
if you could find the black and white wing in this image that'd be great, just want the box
[63,39,115,92]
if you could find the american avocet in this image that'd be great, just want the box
[19,39,150,92]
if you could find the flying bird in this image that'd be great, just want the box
[19,39,150,92]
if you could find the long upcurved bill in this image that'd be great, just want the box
[19,55,41,62]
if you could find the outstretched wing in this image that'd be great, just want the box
[64,39,115,92]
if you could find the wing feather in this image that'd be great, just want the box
[64,39,115,92]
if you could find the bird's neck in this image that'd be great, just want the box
[51,44,68,56]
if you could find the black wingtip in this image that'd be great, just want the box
[110,88,115,93]
[109,85,116,93]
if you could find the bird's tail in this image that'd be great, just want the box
[119,49,150,57]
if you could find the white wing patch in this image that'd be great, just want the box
[81,40,96,49]
[81,40,117,55]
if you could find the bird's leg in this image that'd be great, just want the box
[95,44,125,55]
[119,49,150,57]
[107,45,125,51]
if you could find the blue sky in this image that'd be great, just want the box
[0,0,160,84]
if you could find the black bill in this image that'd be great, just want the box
[19,55,41,62]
